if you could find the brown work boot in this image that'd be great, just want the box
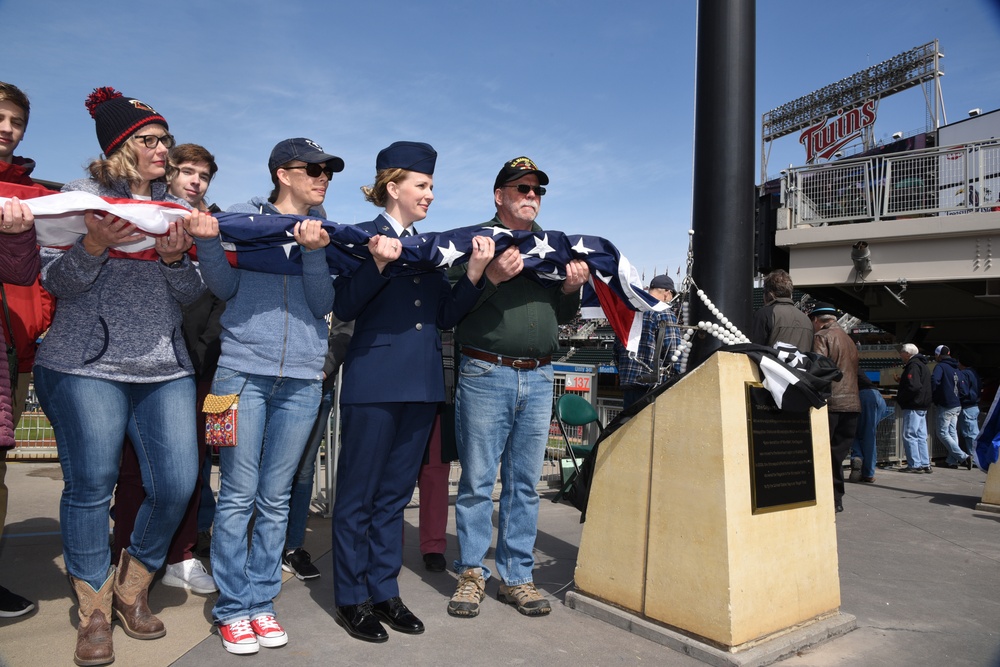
[113,550,165,639]
[71,573,115,666]
[447,567,486,618]
[497,582,551,616]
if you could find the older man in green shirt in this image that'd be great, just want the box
[447,157,589,619]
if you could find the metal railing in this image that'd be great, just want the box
[784,138,1000,227]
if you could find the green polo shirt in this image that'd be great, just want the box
[453,217,580,359]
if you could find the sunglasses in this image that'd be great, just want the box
[502,183,546,196]
[282,163,335,179]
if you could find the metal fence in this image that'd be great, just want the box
[785,138,1000,227]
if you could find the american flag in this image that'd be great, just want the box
[3,189,666,352]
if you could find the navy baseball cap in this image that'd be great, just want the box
[268,138,345,173]
[649,275,675,292]
[493,156,549,191]
[376,141,437,175]
[809,302,838,317]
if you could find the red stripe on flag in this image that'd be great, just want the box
[592,278,638,349]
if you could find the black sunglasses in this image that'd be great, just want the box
[502,183,546,196]
[282,163,334,179]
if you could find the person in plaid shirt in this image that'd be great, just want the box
[614,274,682,410]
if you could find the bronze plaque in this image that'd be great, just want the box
[746,383,816,513]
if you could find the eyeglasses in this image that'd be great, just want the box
[502,183,546,196]
[132,133,175,149]
[282,163,334,179]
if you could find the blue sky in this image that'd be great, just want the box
[5,0,1000,281]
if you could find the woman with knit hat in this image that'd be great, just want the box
[32,87,207,666]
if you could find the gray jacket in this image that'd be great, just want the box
[35,178,205,382]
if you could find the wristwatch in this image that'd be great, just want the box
[160,257,185,269]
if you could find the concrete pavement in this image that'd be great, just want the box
[0,460,997,666]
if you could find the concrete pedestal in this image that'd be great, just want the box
[975,459,1000,513]
[574,351,852,662]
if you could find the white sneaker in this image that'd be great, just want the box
[163,558,218,595]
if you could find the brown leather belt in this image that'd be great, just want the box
[461,347,551,370]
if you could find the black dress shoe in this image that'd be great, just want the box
[423,552,447,572]
[373,596,425,634]
[336,601,388,643]
[835,501,844,513]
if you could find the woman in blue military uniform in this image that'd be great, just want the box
[331,142,494,642]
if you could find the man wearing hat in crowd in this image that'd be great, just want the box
[448,157,590,619]
[331,142,494,642]
[614,274,682,411]
[931,345,972,469]
[809,302,860,513]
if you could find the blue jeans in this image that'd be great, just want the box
[197,454,216,533]
[285,385,333,551]
[209,368,321,625]
[936,405,966,464]
[454,355,554,586]
[901,409,929,469]
[960,405,981,461]
[851,389,891,479]
[33,366,198,590]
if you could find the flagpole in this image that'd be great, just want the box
[687,0,756,369]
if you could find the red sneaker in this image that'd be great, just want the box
[219,618,259,654]
[251,614,288,648]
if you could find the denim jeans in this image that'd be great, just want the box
[197,454,216,533]
[454,355,554,586]
[851,388,891,479]
[285,385,333,551]
[33,366,198,590]
[901,409,929,469]
[936,405,966,464]
[959,406,981,461]
[209,368,321,625]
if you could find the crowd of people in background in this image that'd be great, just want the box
[751,270,988,514]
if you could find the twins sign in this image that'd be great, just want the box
[799,99,877,163]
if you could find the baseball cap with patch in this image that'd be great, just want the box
[493,156,549,192]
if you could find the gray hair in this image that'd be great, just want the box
[900,343,919,355]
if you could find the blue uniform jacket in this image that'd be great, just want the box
[333,215,484,404]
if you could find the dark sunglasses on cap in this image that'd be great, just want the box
[282,163,335,179]
[502,183,546,196]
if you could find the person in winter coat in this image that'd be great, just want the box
[932,345,971,469]
[0,80,43,620]
[896,343,933,473]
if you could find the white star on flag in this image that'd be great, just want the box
[436,240,466,268]
[282,229,297,258]
[526,233,555,259]
[570,237,594,255]
[487,226,513,237]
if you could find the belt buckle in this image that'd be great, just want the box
[512,358,536,370]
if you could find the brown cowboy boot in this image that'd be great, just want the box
[112,550,165,639]
[71,573,115,666]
